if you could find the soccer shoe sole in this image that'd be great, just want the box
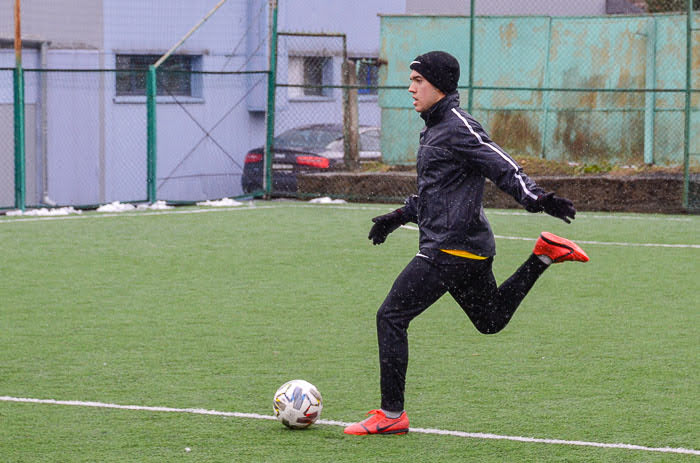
[536,232,589,263]
[343,425,409,435]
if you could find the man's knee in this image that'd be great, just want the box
[376,305,407,333]
[376,305,393,328]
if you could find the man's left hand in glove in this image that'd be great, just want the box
[527,192,576,223]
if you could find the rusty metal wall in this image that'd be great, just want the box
[380,11,698,167]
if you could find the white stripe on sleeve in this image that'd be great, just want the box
[451,108,538,200]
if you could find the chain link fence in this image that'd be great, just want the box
[262,32,349,197]
[0,68,14,209]
[43,70,148,207]
[648,0,700,12]
[2,0,268,210]
[2,0,698,211]
[277,0,698,212]
[154,69,266,203]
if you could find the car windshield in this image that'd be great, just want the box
[274,127,341,149]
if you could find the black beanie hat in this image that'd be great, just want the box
[409,51,460,94]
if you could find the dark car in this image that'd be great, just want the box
[241,123,381,194]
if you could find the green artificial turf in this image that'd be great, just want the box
[1,202,697,462]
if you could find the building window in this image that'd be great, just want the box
[116,54,201,97]
[357,59,379,95]
[288,55,333,98]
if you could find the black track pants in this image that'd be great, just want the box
[376,253,548,412]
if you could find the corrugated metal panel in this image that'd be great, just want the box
[380,13,694,166]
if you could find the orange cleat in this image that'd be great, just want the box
[533,232,589,263]
[343,409,410,435]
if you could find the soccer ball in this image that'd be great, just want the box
[273,379,323,429]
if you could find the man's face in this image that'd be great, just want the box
[408,70,445,113]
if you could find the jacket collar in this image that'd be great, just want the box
[420,91,460,127]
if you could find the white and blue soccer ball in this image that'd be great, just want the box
[273,379,323,429]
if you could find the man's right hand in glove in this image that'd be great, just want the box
[368,208,407,245]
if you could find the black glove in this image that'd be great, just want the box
[368,208,407,245]
[530,192,576,223]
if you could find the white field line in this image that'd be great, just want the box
[0,202,696,223]
[487,210,694,222]
[0,205,281,224]
[284,205,696,222]
[400,225,700,249]
[1,203,697,248]
[0,204,386,225]
[0,396,697,456]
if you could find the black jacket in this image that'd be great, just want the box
[403,91,544,257]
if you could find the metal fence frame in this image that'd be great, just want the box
[5,0,698,211]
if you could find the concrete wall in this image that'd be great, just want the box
[281,0,404,55]
[0,0,103,48]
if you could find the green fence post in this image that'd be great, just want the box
[467,0,475,114]
[683,0,692,209]
[264,0,279,197]
[147,65,157,203]
[644,18,657,165]
[540,16,553,159]
[13,66,26,211]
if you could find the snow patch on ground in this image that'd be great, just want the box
[140,201,173,210]
[309,197,347,204]
[6,207,82,216]
[196,198,244,207]
[96,201,173,212]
